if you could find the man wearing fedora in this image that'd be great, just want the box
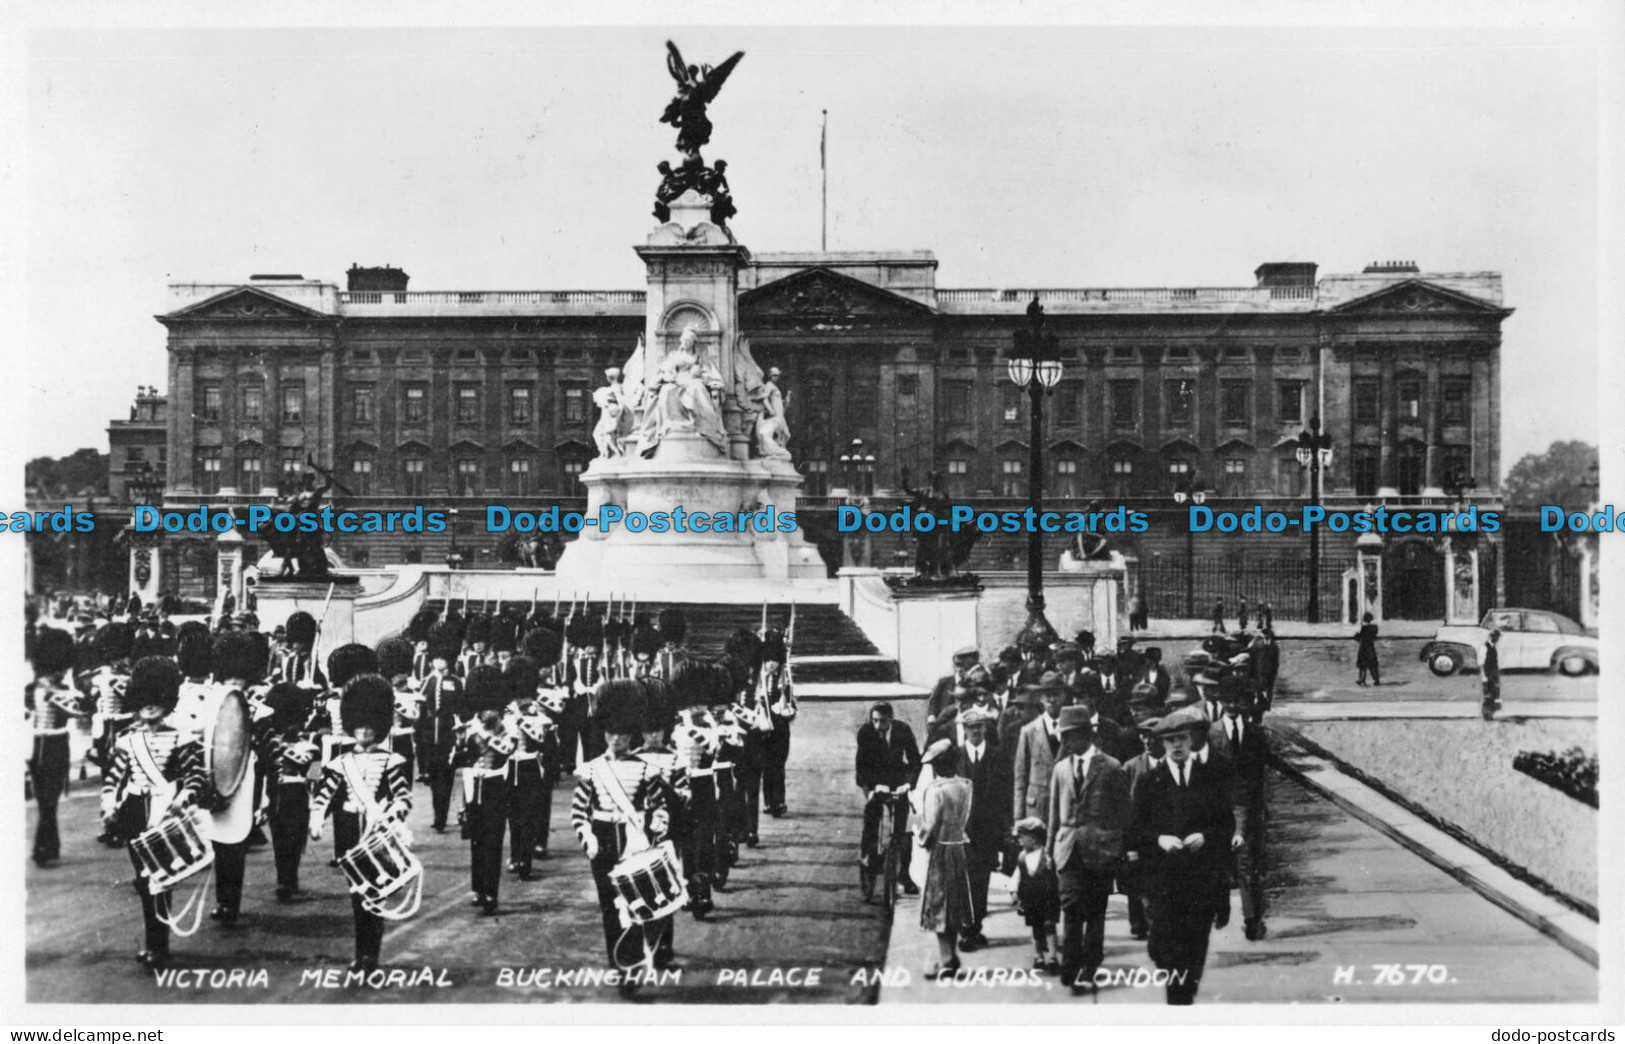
[1132,708,1235,1004]
[1011,673,1068,823]
[956,706,1009,952]
[1045,704,1131,992]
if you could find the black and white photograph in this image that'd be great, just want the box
[3,1,1620,1028]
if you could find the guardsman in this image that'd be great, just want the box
[758,628,796,819]
[199,632,273,925]
[629,619,662,679]
[309,674,412,972]
[100,657,206,968]
[28,626,91,866]
[504,652,558,880]
[415,623,466,832]
[634,676,685,967]
[723,630,767,848]
[671,665,722,917]
[376,638,420,781]
[407,609,439,684]
[317,644,380,866]
[653,608,692,684]
[458,665,514,914]
[87,621,136,777]
[569,679,673,976]
[277,611,322,686]
[258,681,319,902]
[564,614,606,769]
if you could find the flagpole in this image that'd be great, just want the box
[820,109,828,252]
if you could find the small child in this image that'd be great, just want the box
[1011,817,1060,972]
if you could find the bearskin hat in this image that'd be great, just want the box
[215,631,268,682]
[262,681,316,731]
[489,615,520,654]
[327,643,379,688]
[285,611,318,647]
[463,614,491,647]
[719,653,753,697]
[127,655,183,713]
[759,627,788,665]
[656,607,687,645]
[639,676,673,733]
[603,615,632,654]
[375,637,414,681]
[28,626,76,676]
[176,632,216,679]
[593,678,647,735]
[247,631,272,673]
[94,621,135,664]
[522,626,562,665]
[176,619,210,648]
[723,628,762,670]
[504,654,540,704]
[630,621,661,658]
[339,674,395,737]
[565,613,603,649]
[407,608,439,645]
[427,622,463,663]
[670,660,715,710]
[464,664,508,716]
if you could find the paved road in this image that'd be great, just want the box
[880,769,1597,1005]
[24,702,888,1005]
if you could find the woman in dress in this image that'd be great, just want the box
[916,738,976,979]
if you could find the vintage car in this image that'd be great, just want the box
[1420,607,1598,677]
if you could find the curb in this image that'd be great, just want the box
[1266,729,1599,968]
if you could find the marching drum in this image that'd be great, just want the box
[201,688,257,843]
[609,841,688,928]
[130,805,214,893]
[338,823,423,920]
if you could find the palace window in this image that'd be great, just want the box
[402,457,427,497]
[945,458,969,498]
[1221,381,1249,427]
[239,450,262,491]
[563,385,588,426]
[1166,379,1195,428]
[1442,380,1470,424]
[280,448,302,487]
[1055,384,1081,427]
[1442,446,1472,490]
[351,385,374,425]
[1276,456,1304,498]
[200,384,222,423]
[1055,458,1079,498]
[1001,459,1025,497]
[1397,445,1425,496]
[1399,381,1422,421]
[241,385,263,423]
[456,387,480,425]
[351,458,373,495]
[403,385,427,425]
[509,386,532,425]
[897,373,918,397]
[455,458,481,496]
[1221,457,1247,498]
[196,448,221,495]
[1353,379,1380,424]
[281,384,304,424]
[1109,459,1133,499]
[945,380,972,422]
[1278,381,1303,425]
[561,453,588,495]
[1109,381,1138,429]
[800,459,829,498]
[506,457,532,496]
[1352,446,1380,497]
[1001,384,1021,425]
[125,446,145,465]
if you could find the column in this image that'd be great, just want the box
[1422,355,1443,495]
[170,347,197,496]
[1376,351,1399,497]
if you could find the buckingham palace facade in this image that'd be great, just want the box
[145,253,1509,618]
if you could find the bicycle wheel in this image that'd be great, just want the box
[882,836,900,915]
[859,855,876,902]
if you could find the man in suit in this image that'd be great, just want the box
[854,702,921,895]
[1054,644,1104,708]
[926,646,981,727]
[1254,631,1280,713]
[1120,715,1165,940]
[955,707,1009,952]
[1137,647,1172,705]
[1045,704,1132,992]
[1011,674,1068,823]
[1131,709,1236,1005]
[1207,685,1269,940]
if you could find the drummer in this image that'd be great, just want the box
[308,674,413,973]
[569,679,673,972]
[633,676,685,968]
[503,653,558,881]
[457,665,515,915]
[206,631,273,926]
[100,656,207,969]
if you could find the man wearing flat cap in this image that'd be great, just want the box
[1011,673,1068,823]
[955,706,1009,951]
[1131,708,1235,1004]
[1045,704,1131,992]
[927,646,982,728]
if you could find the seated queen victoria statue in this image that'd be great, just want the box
[638,346,728,459]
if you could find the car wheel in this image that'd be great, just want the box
[1428,650,1460,677]
[1558,655,1590,677]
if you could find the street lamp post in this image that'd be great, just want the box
[446,507,464,570]
[1006,297,1065,648]
[839,438,877,566]
[1297,415,1334,624]
[1173,475,1207,618]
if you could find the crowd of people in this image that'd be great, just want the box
[860,625,1281,1004]
[24,595,797,989]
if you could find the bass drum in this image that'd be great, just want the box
[204,687,257,844]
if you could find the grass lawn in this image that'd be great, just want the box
[1291,718,1597,910]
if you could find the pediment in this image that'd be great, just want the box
[162,286,331,322]
[740,267,935,320]
[1328,279,1504,316]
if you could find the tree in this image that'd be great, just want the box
[25,448,109,499]
[1503,440,1597,513]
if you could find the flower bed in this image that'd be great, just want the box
[1291,718,1597,911]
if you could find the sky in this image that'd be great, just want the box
[10,14,1613,478]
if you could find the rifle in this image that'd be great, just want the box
[310,582,337,687]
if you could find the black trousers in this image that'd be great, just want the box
[965,842,998,933]
[268,782,309,892]
[559,699,588,772]
[736,737,764,840]
[588,821,664,967]
[505,762,549,874]
[423,750,455,830]
[1233,798,1267,926]
[212,840,248,915]
[1149,894,1215,1004]
[390,733,415,783]
[684,776,719,902]
[126,836,174,956]
[717,766,745,844]
[1057,859,1114,986]
[30,733,70,863]
[761,717,791,811]
[350,894,385,965]
[468,776,510,901]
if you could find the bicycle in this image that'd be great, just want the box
[859,786,911,913]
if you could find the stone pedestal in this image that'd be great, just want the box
[255,579,363,648]
[215,529,245,612]
[1444,538,1479,624]
[1351,532,1384,623]
[128,532,163,607]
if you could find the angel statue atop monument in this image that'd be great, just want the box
[661,40,745,161]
